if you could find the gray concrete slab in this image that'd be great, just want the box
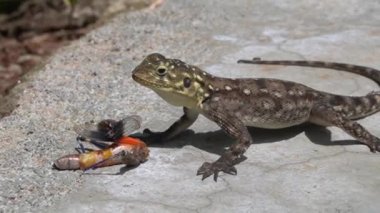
[1,0,380,212]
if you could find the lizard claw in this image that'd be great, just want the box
[196,160,237,182]
[368,141,380,153]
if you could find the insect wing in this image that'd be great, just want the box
[73,115,142,142]
[119,115,142,136]
[96,115,142,140]
[74,121,111,141]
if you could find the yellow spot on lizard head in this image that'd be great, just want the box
[132,53,210,108]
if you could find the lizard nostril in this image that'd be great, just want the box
[183,77,191,88]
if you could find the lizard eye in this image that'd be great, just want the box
[156,66,167,76]
[183,77,191,88]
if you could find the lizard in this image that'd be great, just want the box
[131,53,380,181]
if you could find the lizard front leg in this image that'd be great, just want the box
[143,107,199,142]
[310,103,380,152]
[198,102,253,181]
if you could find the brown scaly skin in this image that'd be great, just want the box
[132,53,380,181]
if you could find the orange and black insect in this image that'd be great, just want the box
[53,115,149,171]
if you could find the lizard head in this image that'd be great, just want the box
[132,53,211,108]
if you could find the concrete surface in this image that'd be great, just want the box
[1,0,380,212]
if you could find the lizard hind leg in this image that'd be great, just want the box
[309,103,380,152]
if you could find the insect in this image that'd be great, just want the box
[53,115,149,171]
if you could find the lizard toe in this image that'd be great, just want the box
[197,161,237,182]
[374,142,380,153]
[367,140,380,153]
[196,162,214,180]
[222,165,237,175]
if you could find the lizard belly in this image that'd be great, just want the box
[224,94,312,129]
[235,103,312,129]
[240,114,309,129]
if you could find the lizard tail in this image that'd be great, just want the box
[321,92,380,120]
[237,58,380,86]
[238,58,380,119]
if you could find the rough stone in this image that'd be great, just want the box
[0,0,379,212]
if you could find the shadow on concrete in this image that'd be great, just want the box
[81,164,139,176]
[0,94,19,119]
[134,123,360,156]
[0,64,44,119]
[65,124,362,177]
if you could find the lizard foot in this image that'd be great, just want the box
[368,141,380,153]
[197,160,237,182]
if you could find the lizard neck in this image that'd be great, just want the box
[153,70,216,110]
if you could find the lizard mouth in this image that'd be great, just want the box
[132,74,168,89]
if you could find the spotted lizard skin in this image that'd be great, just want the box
[132,53,380,181]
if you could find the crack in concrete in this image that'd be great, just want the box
[278,40,308,60]
[105,199,197,212]
[195,177,258,212]
[195,186,229,212]
[53,185,199,212]
[261,151,347,174]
